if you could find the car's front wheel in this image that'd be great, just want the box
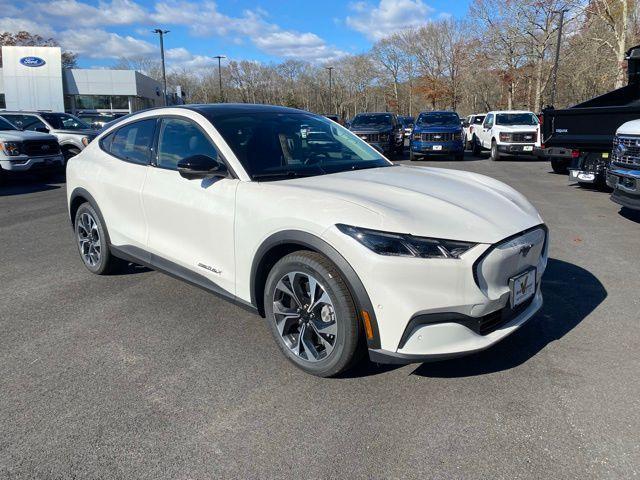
[264,251,362,377]
[74,203,124,275]
[490,140,501,161]
[472,136,482,156]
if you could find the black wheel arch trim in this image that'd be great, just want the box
[250,229,381,349]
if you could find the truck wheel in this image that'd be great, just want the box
[454,153,464,161]
[264,251,363,377]
[472,136,482,156]
[63,147,81,162]
[550,157,568,174]
[490,141,500,161]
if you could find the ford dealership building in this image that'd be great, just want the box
[0,46,165,114]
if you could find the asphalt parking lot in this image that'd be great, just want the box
[1,153,639,479]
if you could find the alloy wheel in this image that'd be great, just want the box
[76,212,101,267]
[272,271,337,362]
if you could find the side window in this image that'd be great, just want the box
[156,118,218,170]
[109,119,156,165]
[484,114,494,128]
[5,114,46,131]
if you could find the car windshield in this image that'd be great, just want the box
[40,113,90,130]
[351,114,392,127]
[496,113,538,126]
[416,112,460,126]
[472,116,485,124]
[209,112,392,181]
[0,117,18,131]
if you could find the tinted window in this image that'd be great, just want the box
[472,115,485,124]
[0,117,18,131]
[109,119,156,165]
[157,118,218,170]
[484,114,494,128]
[496,113,538,126]
[209,112,390,181]
[40,113,90,130]
[351,114,393,127]
[416,112,460,126]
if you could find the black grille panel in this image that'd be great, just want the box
[508,132,537,143]
[22,139,61,156]
[420,132,455,142]
[612,135,640,168]
[477,298,534,335]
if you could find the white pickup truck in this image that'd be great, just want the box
[472,110,541,160]
[606,119,640,211]
[0,116,64,182]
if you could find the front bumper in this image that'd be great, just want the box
[411,140,464,154]
[608,169,640,210]
[322,224,548,363]
[497,144,536,155]
[0,154,64,172]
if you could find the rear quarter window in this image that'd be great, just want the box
[102,119,156,165]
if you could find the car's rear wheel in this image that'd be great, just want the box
[472,136,482,156]
[264,251,361,377]
[74,203,124,275]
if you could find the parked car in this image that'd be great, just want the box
[77,112,127,130]
[0,115,64,182]
[542,45,640,185]
[398,116,415,138]
[348,112,404,156]
[67,104,548,377]
[1,111,96,162]
[606,119,640,211]
[473,111,541,161]
[463,113,486,150]
[410,111,465,161]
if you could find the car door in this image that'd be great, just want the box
[141,115,239,296]
[480,114,494,148]
[93,118,156,257]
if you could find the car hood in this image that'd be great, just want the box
[495,125,538,132]
[0,130,57,142]
[413,125,461,133]
[349,125,392,133]
[55,129,95,136]
[283,165,543,244]
[617,119,640,135]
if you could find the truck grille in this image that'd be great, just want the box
[509,132,537,143]
[356,133,382,142]
[22,139,61,157]
[612,135,640,168]
[419,132,456,142]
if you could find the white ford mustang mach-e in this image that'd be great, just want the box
[67,104,548,377]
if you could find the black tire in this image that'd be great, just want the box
[63,147,81,162]
[550,157,568,174]
[409,150,419,161]
[472,136,482,156]
[490,140,500,161]
[454,153,464,161]
[74,202,125,275]
[264,251,362,377]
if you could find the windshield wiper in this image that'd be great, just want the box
[251,171,316,181]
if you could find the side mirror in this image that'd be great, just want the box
[35,126,49,133]
[177,154,228,180]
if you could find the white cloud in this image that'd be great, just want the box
[346,0,434,40]
[165,47,215,70]
[59,29,155,58]
[0,17,55,37]
[40,0,146,27]
[254,31,346,63]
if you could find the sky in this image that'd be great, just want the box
[0,0,472,70]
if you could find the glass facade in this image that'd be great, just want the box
[66,95,130,111]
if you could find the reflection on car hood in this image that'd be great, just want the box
[283,165,543,243]
[0,130,58,142]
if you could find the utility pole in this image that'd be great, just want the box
[325,66,334,114]
[214,55,226,102]
[152,29,169,106]
[550,9,567,107]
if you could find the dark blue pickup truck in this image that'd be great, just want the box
[410,111,464,161]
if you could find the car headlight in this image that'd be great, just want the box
[337,224,476,259]
[81,137,91,147]
[0,141,21,156]
[499,132,511,142]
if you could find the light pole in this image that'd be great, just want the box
[550,9,568,107]
[152,29,169,106]
[325,66,334,114]
[214,55,226,102]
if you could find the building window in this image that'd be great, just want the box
[66,94,132,112]
[0,94,5,109]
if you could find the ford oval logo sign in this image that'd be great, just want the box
[20,56,46,67]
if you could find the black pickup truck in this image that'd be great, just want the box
[541,45,640,188]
